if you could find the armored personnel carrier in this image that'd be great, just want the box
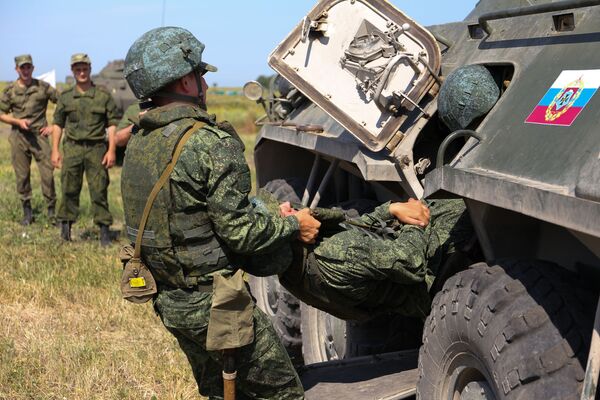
[91,59,137,113]
[246,0,600,398]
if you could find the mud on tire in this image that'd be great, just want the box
[417,260,596,400]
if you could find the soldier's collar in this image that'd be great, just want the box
[14,78,39,92]
[139,102,216,130]
[73,83,96,98]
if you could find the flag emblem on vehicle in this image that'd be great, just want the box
[525,69,600,126]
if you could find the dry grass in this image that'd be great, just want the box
[0,87,262,399]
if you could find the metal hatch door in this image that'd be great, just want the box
[269,0,441,152]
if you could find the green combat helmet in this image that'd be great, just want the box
[123,26,217,103]
[438,64,500,132]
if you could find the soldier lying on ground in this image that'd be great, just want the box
[251,191,474,321]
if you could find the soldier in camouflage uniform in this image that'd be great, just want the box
[287,199,472,321]
[51,54,119,245]
[0,54,57,225]
[121,27,321,399]
[255,192,473,321]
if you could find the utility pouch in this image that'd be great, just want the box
[206,270,254,351]
[119,244,157,303]
[119,121,205,303]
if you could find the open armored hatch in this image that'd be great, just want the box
[268,0,441,152]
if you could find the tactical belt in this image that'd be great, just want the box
[65,137,105,146]
[159,273,234,293]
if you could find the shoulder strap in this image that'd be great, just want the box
[133,121,206,258]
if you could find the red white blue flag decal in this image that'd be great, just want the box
[525,69,600,126]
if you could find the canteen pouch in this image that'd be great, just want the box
[119,244,157,303]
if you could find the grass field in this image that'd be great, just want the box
[0,86,261,399]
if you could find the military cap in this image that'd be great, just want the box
[70,53,91,66]
[15,54,33,67]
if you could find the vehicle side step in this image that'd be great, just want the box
[299,350,419,400]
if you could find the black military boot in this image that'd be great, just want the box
[99,224,111,247]
[60,221,72,241]
[21,200,34,226]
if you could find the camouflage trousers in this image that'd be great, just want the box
[154,288,305,400]
[57,139,112,225]
[8,130,56,206]
[280,199,473,321]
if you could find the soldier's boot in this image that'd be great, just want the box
[21,200,34,226]
[99,224,111,247]
[60,221,72,242]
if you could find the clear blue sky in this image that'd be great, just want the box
[1,0,478,87]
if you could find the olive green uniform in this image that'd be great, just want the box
[0,79,57,206]
[116,102,141,131]
[53,84,119,225]
[121,103,305,400]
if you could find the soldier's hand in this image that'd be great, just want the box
[279,201,297,217]
[51,150,62,169]
[102,151,116,169]
[389,199,430,227]
[40,126,52,137]
[295,208,321,244]
[17,119,31,131]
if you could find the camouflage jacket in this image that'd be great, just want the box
[53,83,119,141]
[0,79,57,133]
[121,103,300,285]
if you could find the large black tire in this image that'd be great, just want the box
[248,178,305,364]
[301,303,424,364]
[248,275,303,364]
[300,303,349,364]
[417,260,596,400]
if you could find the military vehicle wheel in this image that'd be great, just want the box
[417,260,595,400]
[248,275,302,363]
[301,303,423,365]
[300,303,350,364]
[248,178,305,363]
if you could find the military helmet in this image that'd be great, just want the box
[124,26,217,99]
[438,64,500,132]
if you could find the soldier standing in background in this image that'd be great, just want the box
[51,54,119,246]
[0,54,57,225]
[121,27,320,399]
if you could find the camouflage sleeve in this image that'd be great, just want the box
[355,201,393,224]
[0,86,12,114]
[117,103,139,130]
[53,96,66,127]
[105,94,120,127]
[206,136,300,255]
